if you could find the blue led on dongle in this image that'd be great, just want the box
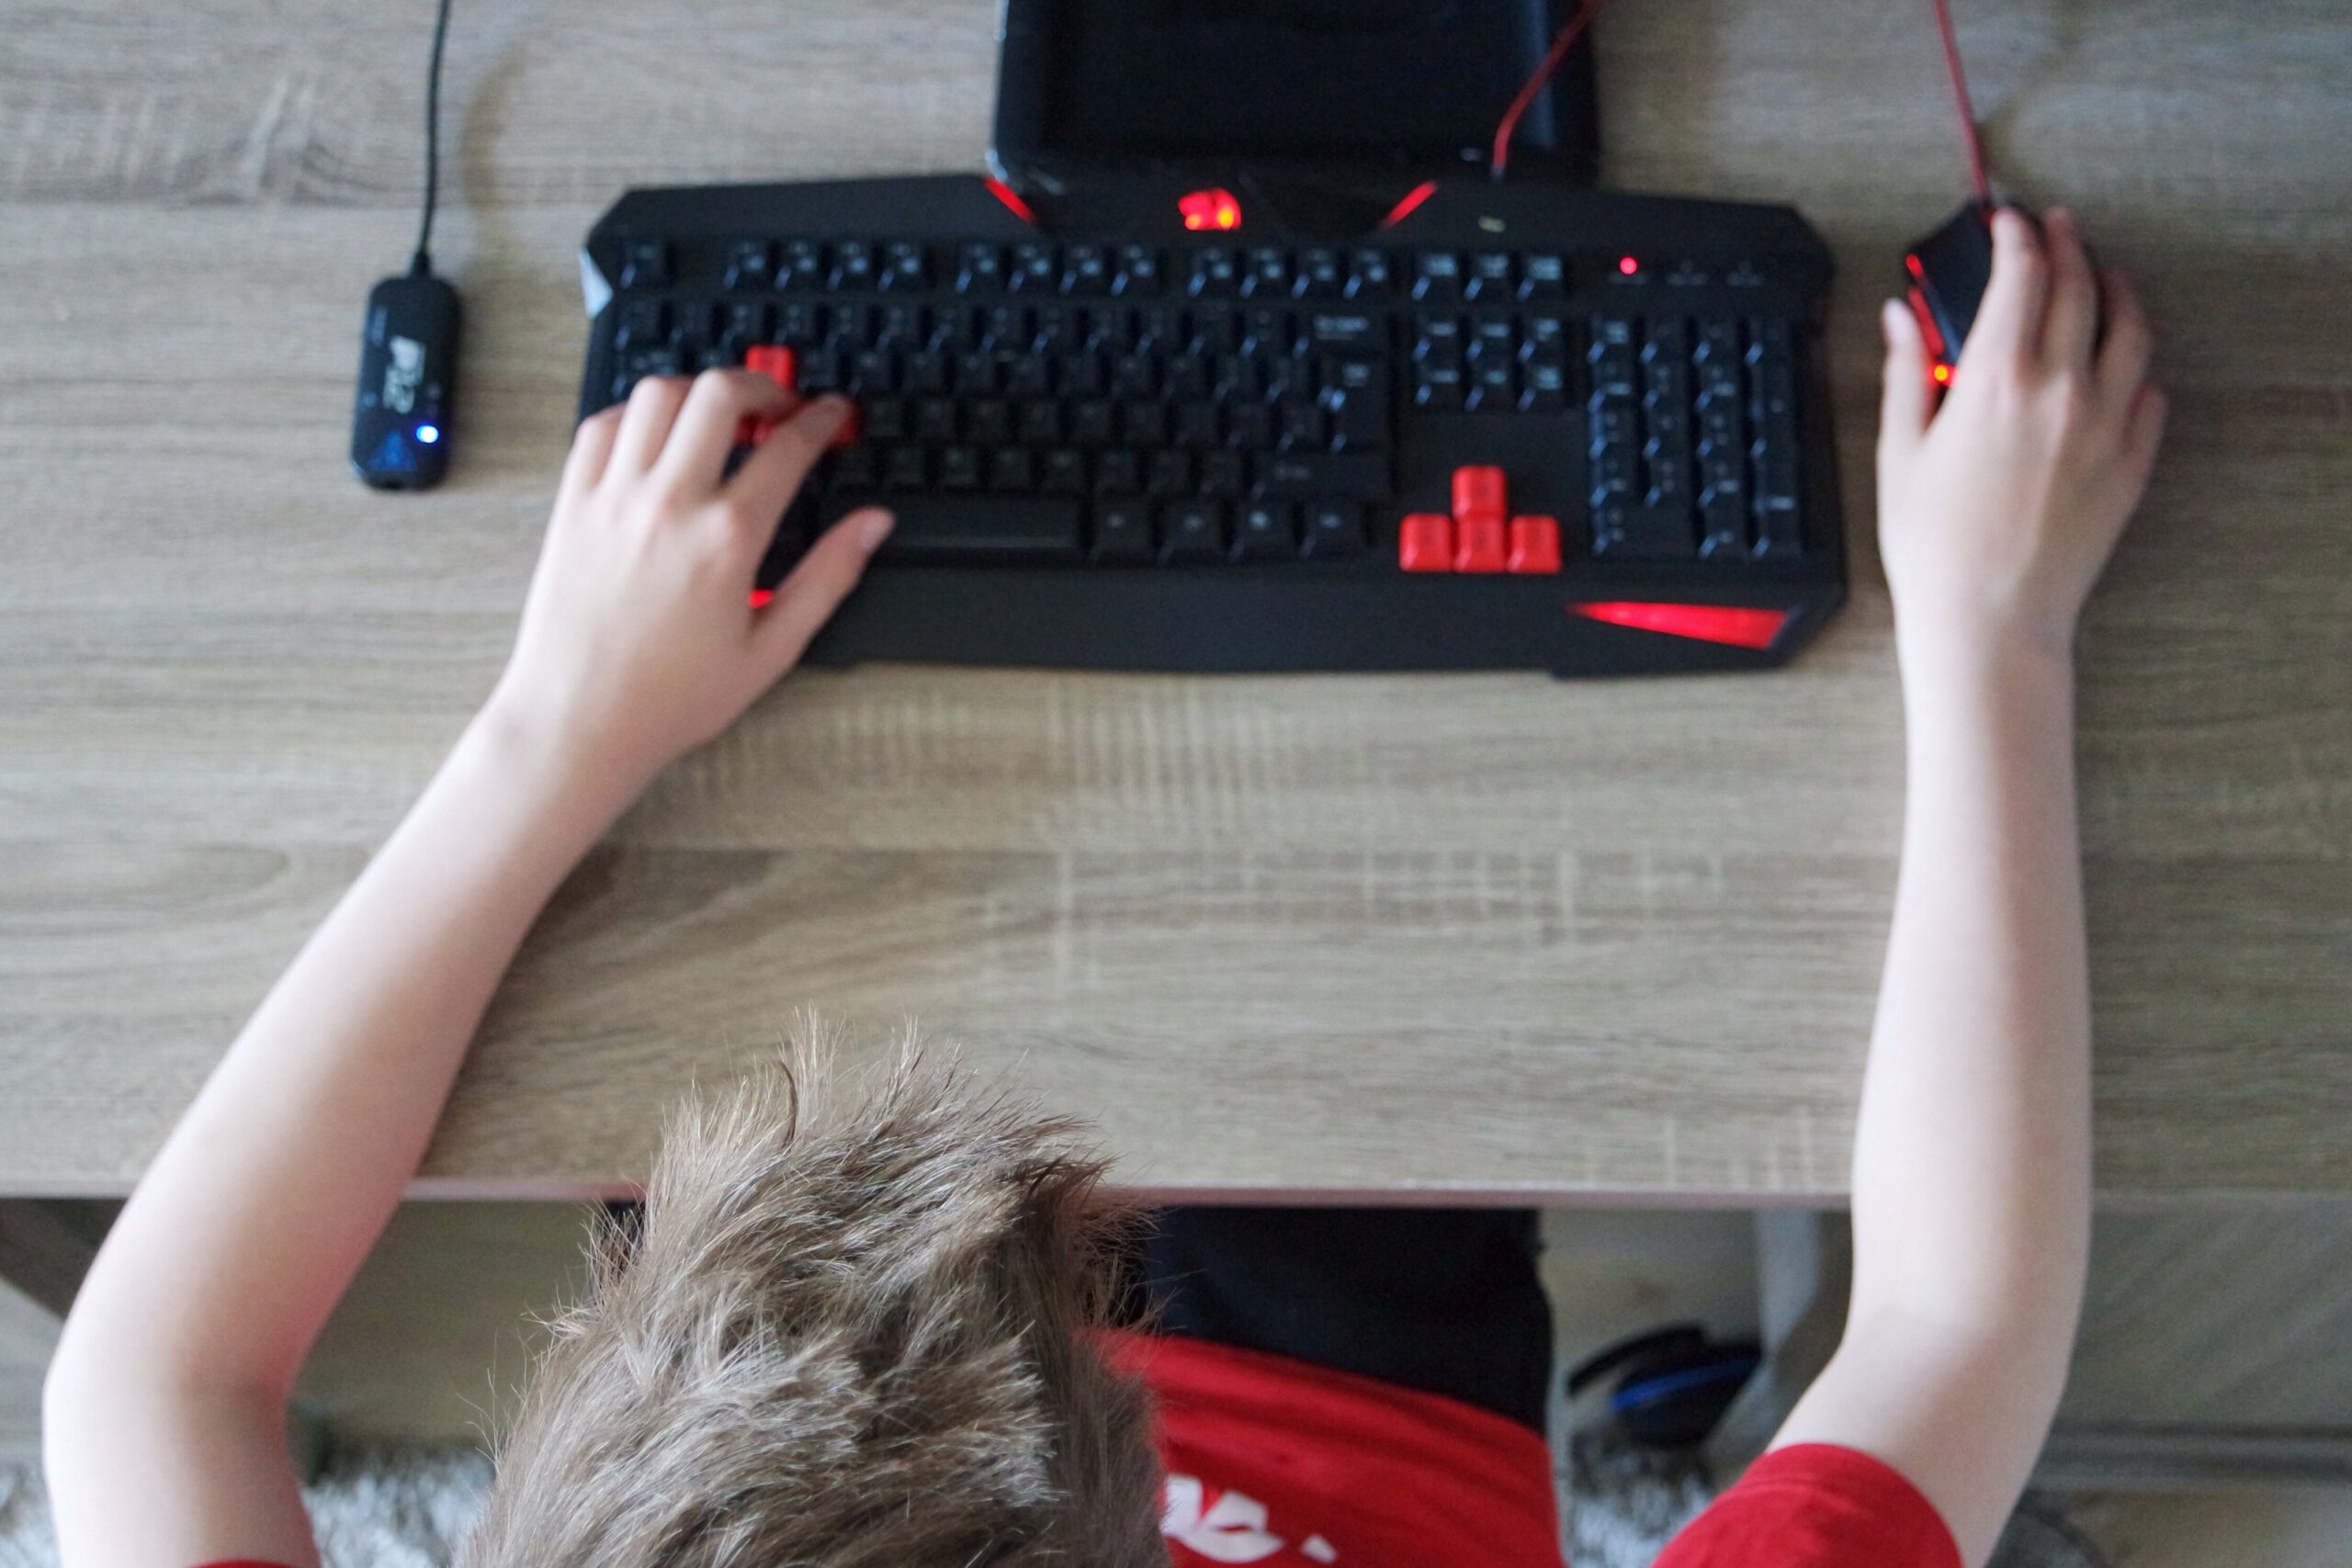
[416,423,441,445]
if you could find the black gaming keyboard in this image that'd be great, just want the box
[577,175,1844,676]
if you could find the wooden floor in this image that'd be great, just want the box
[0,0,2347,1200]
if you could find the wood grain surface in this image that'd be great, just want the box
[2,0,2346,1199]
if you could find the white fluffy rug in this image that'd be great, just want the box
[0,1445,488,1568]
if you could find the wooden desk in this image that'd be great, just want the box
[2,0,2346,1201]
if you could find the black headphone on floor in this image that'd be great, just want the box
[1566,1323,1761,1450]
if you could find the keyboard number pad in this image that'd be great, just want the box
[1589,314,1804,562]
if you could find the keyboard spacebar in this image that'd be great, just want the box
[828,493,1083,562]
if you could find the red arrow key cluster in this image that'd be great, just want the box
[1398,466,1561,575]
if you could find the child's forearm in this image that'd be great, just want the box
[51,696,644,1404]
[44,379,881,1568]
[1774,629,2093,1562]
[1857,629,2091,1351]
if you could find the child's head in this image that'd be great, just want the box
[458,1042,1165,1567]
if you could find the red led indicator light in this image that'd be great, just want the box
[1379,180,1440,230]
[1932,363,1952,385]
[983,175,1037,224]
[748,588,775,609]
[1180,187,1242,231]
[1617,255,1640,276]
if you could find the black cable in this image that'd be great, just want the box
[410,0,454,276]
[1490,0,1602,180]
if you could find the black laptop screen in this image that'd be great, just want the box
[1023,0,1569,164]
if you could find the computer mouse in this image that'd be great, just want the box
[1902,198,1996,389]
[1905,201,2104,389]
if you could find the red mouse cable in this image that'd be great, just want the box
[1930,0,1994,202]
[1489,0,1604,179]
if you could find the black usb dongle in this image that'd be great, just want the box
[352,271,460,490]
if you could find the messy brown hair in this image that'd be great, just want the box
[458,1035,1167,1568]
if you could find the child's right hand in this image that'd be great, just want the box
[1876,208,2165,660]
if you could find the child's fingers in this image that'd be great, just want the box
[609,375,693,475]
[1879,299,1934,449]
[751,508,894,676]
[2095,267,2154,407]
[1963,208,2049,369]
[2037,208,2099,373]
[655,370,797,494]
[559,406,624,503]
[724,396,854,527]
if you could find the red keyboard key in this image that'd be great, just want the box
[1454,513,1508,573]
[1398,513,1453,572]
[736,346,798,446]
[1451,465,1507,527]
[745,344,797,389]
[1507,514,1563,574]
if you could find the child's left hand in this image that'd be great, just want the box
[491,372,892,784]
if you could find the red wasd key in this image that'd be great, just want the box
[737,346,800,445]
[745,344,797,388]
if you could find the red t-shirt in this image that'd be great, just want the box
[199,1341,1960,1568]
[1102,1329,1962,1568]
[1653,1443,1963,1568]
[1102,1327,1563,1565]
